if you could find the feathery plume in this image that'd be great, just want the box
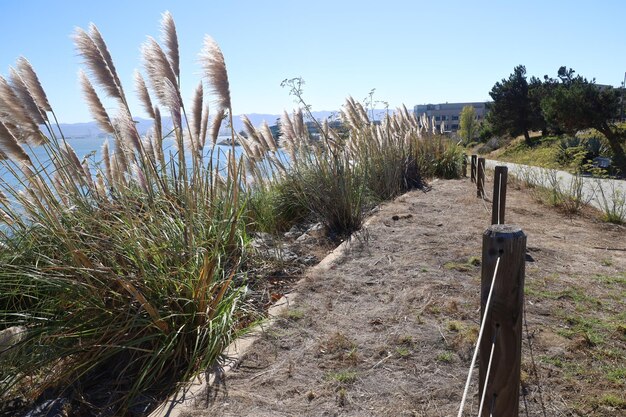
[73,26,124,102]
[162,78,182,134]
[260,121,277,152]
[109,153,123,188]
[280,111,296,143]
[16,57,51,112]
[0,121,32,163]
[160,11,179,79]
[293,109,306,139]
[132,163,149,193]
[141,37,179,106]
[239,137,254,161]
[112,134,129,176]
[240,115,260,144]
[63,141,85,175]
[89,24,124,97]
[143,133,156,165]
[117,110,142,153]
[355,100,369,124]
[82,159,94,187]
[190,82,203,144]
[134,71,156,119]
[95,173,107,200]
[210,109,225,145]
[199,104,209,150]
[0,76,43,143]
[102,140,112,185]
[78,71,115,135]
[8,67,47,125]
[153,107,165,167]
[199,36,231,111]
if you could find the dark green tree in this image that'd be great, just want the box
[541,67,626,175]
[487,65,544,145]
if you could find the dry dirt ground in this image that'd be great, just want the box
[185,176,625,417]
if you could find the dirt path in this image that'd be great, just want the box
[185,177,625,417]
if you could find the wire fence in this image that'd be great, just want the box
[458,158,547,417]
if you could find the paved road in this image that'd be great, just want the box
[484,159,626,214]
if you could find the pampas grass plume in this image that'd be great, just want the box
[78,71,115,135]
[0,121,32,163]
[160,11,180,79]
[16,57,51,112]
[200,36,231,111]
[134,70,156,119]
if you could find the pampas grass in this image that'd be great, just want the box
[15,57,51,113]
[0,121,31,163]
[79,71,116,135]
[141,37,180,107]
[1,14,248,415]
[73,26,124,103]
[134,70,156,119]
[160,11,180,80]
[200,36,231,113]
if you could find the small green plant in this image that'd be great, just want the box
[444,256,480,272]
[284,308,305,320]
[601,258,614,267]
[326,370,358,384]
[598,394,626,409]
[395,346,411,357]
[594,179,626,224]
[436,351,454,363]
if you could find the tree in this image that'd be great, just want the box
[459,105,477,144]
[541,67,626,175]
[487,65,544,145]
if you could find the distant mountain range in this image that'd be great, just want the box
[55,109,390,139]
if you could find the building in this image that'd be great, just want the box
[413,102,488,132]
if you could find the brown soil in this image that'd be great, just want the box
[185,177,626,416]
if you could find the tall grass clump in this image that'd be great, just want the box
[240,93,464,239]
[0,12,247,415]
[594,179,626,224]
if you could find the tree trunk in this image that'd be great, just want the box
[599,126,626,176]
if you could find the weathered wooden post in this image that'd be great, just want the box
[477,157,485,198]
[491,166,508,225]
[480,225,526,417]
[471,154,477,183]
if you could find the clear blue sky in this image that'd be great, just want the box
[1,0,625,123]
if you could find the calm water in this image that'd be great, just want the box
[0,136,246,191]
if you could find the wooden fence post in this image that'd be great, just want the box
[477,157,485,198]
[480,225,526,417]
[491,166,508,225]
[471,154,477,183]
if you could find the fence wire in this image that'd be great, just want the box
[457,256,501,417]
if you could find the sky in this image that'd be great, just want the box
[1,0,626,124]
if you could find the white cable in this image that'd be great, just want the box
[457,256,501,417]
[477,331,498,416]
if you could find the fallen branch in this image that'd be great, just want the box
[593,246,626,252]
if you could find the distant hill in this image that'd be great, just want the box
[55,109,390,139]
